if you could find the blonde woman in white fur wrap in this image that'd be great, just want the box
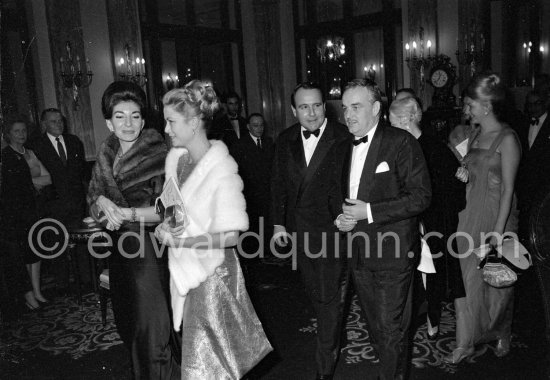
[154,80,272,379]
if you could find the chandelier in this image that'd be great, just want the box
[117,44,147,87]
[59,41,93,109]
[317,36,345,62]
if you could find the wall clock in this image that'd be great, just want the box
[428,55,457,109]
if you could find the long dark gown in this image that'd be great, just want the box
[418,133,466,328]
[454,129,518,349]
[88,130,179,380]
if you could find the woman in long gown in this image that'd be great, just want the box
[154,80,272,379]
[444,72,521,363]
[389,97,466,339]
[87,81,180,379]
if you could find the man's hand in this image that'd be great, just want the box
[455,166,469,183]
[342,199,369,221]
[273,225,288,247]
[335,214,356,232]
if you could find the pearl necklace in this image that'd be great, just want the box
[10,145,26,155]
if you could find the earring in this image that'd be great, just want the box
[192,129,196,135]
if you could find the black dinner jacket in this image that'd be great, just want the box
[341,123,432,270]
[211,114,248,148]
[271,120,350,255]
[29,133,86,222]
[517,113,550,212]
[230,132,274,213]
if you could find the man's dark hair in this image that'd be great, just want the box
[40,108,62,122]
[344,78,383,104]
[224,91,241,103]
[247,113,264,124]
[291,82,324,108]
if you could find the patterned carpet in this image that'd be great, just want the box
[299,296,528,375]
[0,270,544,380]
[1,293,122,361]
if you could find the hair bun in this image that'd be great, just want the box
[487,73,500,87]
[184,80,220,119]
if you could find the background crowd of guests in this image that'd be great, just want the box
[1,69,550,379]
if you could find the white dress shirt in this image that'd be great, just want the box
[250,132,262,147]
[349,125,378,224]
[47,132,67,158]
[301,118,327,166]
[230,118,241,139]
[528,112,547,148]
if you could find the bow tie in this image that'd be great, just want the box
[302,129,320,139]
[531,117,539,126]
[352,135,369,146]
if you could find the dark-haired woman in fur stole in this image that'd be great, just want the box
[87,81,180,379]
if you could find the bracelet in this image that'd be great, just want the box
[131,207,136,223]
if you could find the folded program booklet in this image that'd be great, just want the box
[455,138,469,159]
[157,176,188,228]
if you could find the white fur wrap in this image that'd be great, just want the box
[165,140,248,331]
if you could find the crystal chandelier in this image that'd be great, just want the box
[317,36,345,62]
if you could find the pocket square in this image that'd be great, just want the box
[375,161,390,173]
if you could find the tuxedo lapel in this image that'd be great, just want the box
[295,125,335,203]
[531,117,550,152]
[289,128,306,172]
[357,125,383,198]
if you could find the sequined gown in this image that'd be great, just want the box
[454,129,518,349]
[174,151,271,380]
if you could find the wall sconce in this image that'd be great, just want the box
[328,76,342,99]
[456,24,485,77]
[165,73,179,90]
[59,41,93,109]
[405,27,434,90]
[363,64,377,81]
[317,36,346,62]
[118,44,147,87]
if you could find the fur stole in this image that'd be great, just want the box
[165,140,248,331]
[87,128,167,208]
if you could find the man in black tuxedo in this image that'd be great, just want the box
[30,108,87,291]
[517,89,550,240]
[271,83,350,380]
[336,79,431,380]
[211,91,248,148]
[230,113,274,266]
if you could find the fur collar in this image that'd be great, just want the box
[87,128,167,207]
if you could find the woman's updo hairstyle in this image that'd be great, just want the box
[162,80,220,131]
[389,97,422,126]
[101,81,147,120]
[465,71,506,121]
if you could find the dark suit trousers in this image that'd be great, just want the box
[109,225,181,380]
[351,264,414,380]
[297,253,348,375]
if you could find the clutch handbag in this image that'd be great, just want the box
[477,237,532,288]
